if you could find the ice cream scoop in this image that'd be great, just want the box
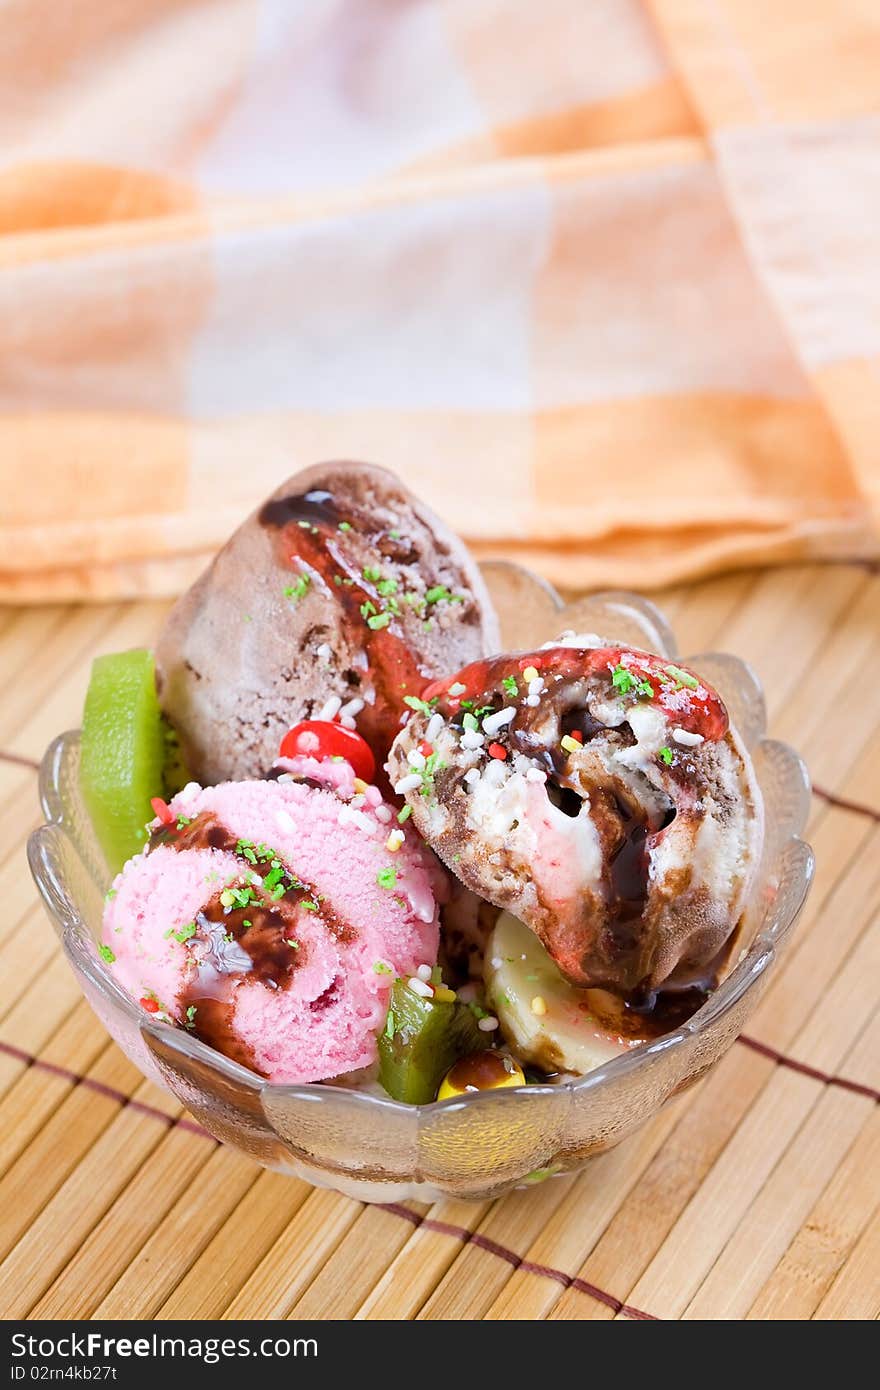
[387,640,762,1000]
[155,461,499,785]
[102,774,442,1083]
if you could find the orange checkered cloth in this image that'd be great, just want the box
[1,0,877,600]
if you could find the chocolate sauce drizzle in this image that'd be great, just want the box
[432,648,731,1028]
[259,487,437,760]
[147,810,352,1073]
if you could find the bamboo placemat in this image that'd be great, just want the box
[0,563,878,1321]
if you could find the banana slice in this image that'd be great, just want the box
[484,912,644,1075]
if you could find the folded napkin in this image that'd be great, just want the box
[1,0,877,600]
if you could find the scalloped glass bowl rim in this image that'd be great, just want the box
[27,573,814,1122]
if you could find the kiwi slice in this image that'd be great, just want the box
[81,649,165,873]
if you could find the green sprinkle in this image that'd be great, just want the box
[373,961,393,975]
[522,1167,558,1185]
[403,694,437,716]
[176,815,192,830]
[338,520,352,532]
[377,866,397,890]
[359,599,377,618]
[301,899,319,912]
[367,612,392,630]
[243,614,252,622]
[362,565,382,583]
[502,675,518,698]
[397,805,412,824]
[172,921,197,944]
[462,712,478,732]
[283,575,310,602]
[611,665,635,695]
[659,746,674,765]
[242,918,252,928]
[389,528,401,539]
[423,618,434,631]
[285,938,300,949]
[333,575,343,586]
[419,750,446,797]
[431,965,443,986]
[469,1002,489,1021]
[104,888,117,903]
[665,663,700,690]
[377,578,398,596]
[384,1009,396,1039]
[98,944,116,964]
[184,1005,197,1029]
[425,585,465,606]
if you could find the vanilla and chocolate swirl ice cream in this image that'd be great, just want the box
[387,639,763,1001]
[156,461,499,785]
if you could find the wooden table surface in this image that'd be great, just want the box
[0,562,878,1321]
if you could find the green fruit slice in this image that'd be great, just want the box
[81,649,164,873]
[484,912,631,1076]
[378,977,490,1104]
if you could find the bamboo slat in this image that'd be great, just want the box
[747,1110,880,1319]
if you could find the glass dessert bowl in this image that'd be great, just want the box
[28,566,814,1203]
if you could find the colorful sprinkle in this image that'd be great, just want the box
[150,797,174,826]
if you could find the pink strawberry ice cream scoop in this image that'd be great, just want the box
[102,776,442,1083]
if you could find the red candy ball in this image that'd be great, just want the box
[279,719,376,782]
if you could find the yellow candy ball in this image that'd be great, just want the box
[437,1050,525,1100]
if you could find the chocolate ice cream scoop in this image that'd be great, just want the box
[155,462,499,784]
[387,641,763,1000]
